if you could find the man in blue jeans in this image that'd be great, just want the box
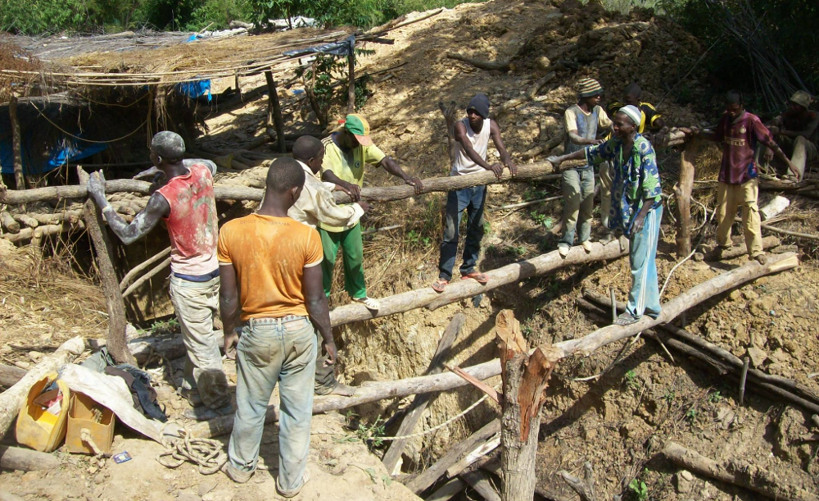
[432,93,516,292]
[218,158,337,497]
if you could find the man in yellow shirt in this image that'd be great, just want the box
[320,114,423,309]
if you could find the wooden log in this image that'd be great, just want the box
[0,365,27,389]
[121,257,171,298]
[9,96,25,190]
[558,462,598,501]
[329,238,629,327]
[119,246,172,291]
[700,235,780,261]
[438,100,459,165]
[11,214,37,229]
[189,253,798,441]
[0,212,19,233]
[347,38,356,114]
[425,478,466,501]
[264,70,286,153]
[460,470,501,501]
[405,419,501,494]
[0,336,84,437]
[446,433,500,478]
[3,224,68,244]
[0,162,559,206]
[675,138,699,256]
[662,441,818,501]
[383,313,465,474]
[446,53,510,72]
[0,445,61,472]
[78,168,134,366]
[762,223,819,242]
[496,310,561,501]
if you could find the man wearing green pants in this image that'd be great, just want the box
[320,114,423,309]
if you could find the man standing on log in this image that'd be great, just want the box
[86,131,231,420]
[432,93,516,293]
[599,83,666,243]
[688,91,797,264]
[319,114,423,310]
[558,78,612,257]
[763,90,817,180]
[289,135,366,396]
[218,158,336,495]
[549,105,663,325]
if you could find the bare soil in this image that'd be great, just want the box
[2,0,819,499]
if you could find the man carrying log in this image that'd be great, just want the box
[687,91,797,264]
[550,105,663,325]
[762,90,818,180]
[599,83,666,242]
[86,131,231,420]
[218,157,336,496]
[432,93,516,293]
[320,114,423,310]
[289,135,367,396]
[558,77,612,257]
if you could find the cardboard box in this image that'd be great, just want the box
[65,392,115,455]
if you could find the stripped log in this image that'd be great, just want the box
[701,235,780,261]
[0,212,19,233]
[662,441,818,501]
[0,445,61,471]
[0,365,27,389]
[425,478,466,501]
[121,257,172,298]
[382,313,465,474]
[0,336,85,437]
[0,162,558,205]
[187,253,798,440]
[119,246,172,291]
[496,310,560,501]
[461,470,501,501]
[3,224,71,244]
[330,238,629,326]
[675,138,699,256]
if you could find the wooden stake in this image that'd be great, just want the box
[9,96,25,190]
[264,70,287,153]
[77,168,135,365]
[675,138,699,256]
[347,38,356,114]
[382,313,465,474]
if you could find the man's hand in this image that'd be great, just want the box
[506,160,518,177]
[586,138,603,145]
[87,171,107,205]
[487,163,504,179]
[546,155,562,166]
[405,177,423,194]
[133,166,163,180]
[630,213,646,236]
[358,200,371,212]
[764,148,774,163]
[768,125,780,135]
[788,160,801,181]
[224,328,239,360]
[343,182,361,202]
[322,340,337,367]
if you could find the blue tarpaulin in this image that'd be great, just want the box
[0,135,109,175]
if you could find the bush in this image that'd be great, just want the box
[0,0,90,34]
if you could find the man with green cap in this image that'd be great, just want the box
[320,113,423,309]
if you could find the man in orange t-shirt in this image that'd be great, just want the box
[218,158,336,498]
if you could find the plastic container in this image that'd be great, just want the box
[65,392,116,455]
[15,373,71,452]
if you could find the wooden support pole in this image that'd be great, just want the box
[495,310,561,501]
[382,313,465,474]
[347,38,356,114]
[662,441,818,501]
[675,138,699,256]
[0,336,84,437]
[0,445,61,472]
[264,69,286,153]
[77,168,135,365]
[119,246,172,291]
[0,161,559,206]
[9,96,25,190]
[460,470,501,501]
[121,257,171,298]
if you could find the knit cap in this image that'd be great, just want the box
[578,78,603,97]
[466,93,490,119]
[618,105,642,127]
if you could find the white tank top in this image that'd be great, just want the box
[452,117,491,176]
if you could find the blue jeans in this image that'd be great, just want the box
[438,185,487,281]
[227,316,316,492]
[561,166,595,245]
[627,205,663,319]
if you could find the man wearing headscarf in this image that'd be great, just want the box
[549,105,663,325]
[432,93,516,293]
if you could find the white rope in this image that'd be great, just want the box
[377,394,490,442]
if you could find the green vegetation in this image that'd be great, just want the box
[628,478,649,501]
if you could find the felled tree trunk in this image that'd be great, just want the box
[495,310,561,501]
[675,138,699,256]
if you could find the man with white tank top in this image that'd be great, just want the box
[432,93,516,292]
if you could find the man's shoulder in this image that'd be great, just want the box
[635,135,655,154]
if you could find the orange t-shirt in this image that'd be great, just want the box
[217,213,323,320]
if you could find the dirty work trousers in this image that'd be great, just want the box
[319,224,367,299]
[627,205,663,319]
[438,185,487,281]
[228,316,316,493]
[716,179,763,258]
[313,331,337,395]
[599,161,613,230]
[168,275,230,409]
[561,165,595,246]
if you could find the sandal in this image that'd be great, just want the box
[613,312,640,326]
[431,278,449,293]
[461,271,489,285]
[352,296,380,310]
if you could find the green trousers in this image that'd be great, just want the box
[319,224,367,299]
